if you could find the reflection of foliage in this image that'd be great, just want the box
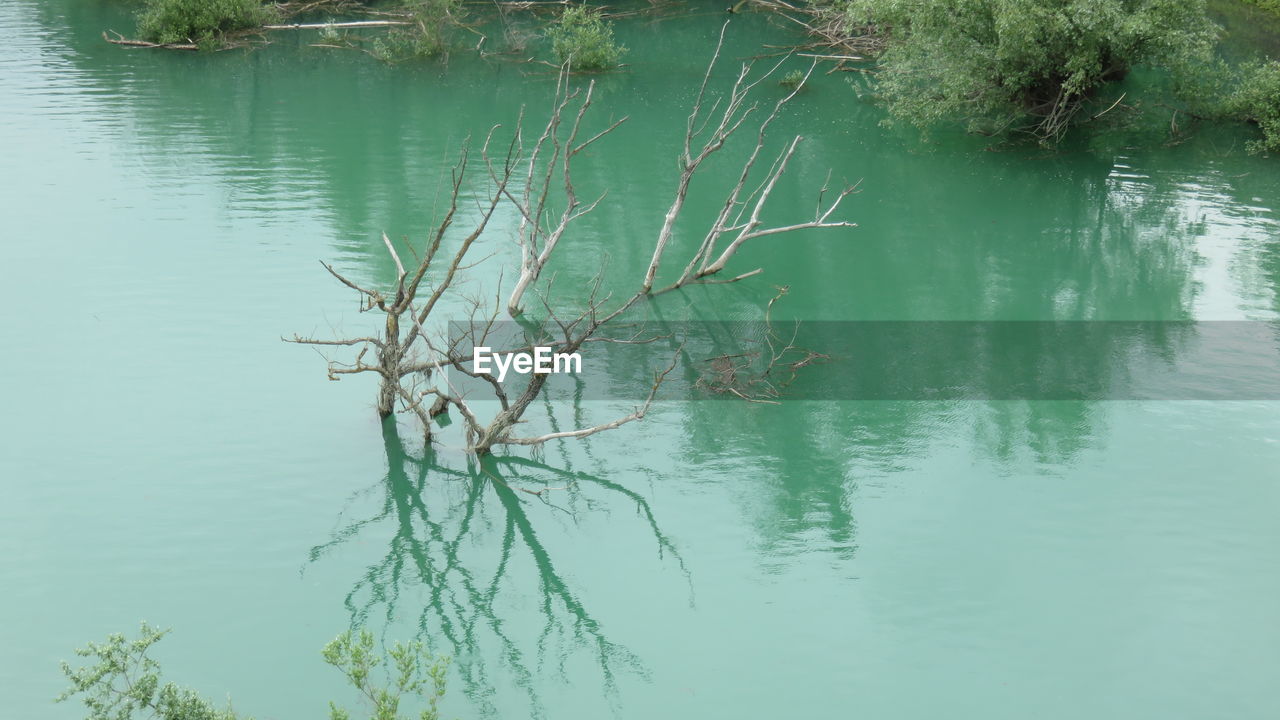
[692,289,829,402]
[58,624,450,720]
[972,401,1100,467]
[307,419,685,717]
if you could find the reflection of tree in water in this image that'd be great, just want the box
[306,418,686,718]
[1199,160,1280,318]
[671,323,1198,561]
[671,398,1101,570]
[662,145,1216,540]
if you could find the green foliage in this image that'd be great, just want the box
[837,0,1216,143]
[371,0,461,62]
[56,623,244,720]
[1240,0,1280,14]
[137,0,277,46]
[779,69,806,90]
[58,625,450,720]
[319,19,345,45]
[549,5,626,72]
[1213,59,1280,153]
[322,630,449,720]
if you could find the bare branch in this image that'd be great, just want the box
[321,261,384,310]
[642,33,823,295]
[507,78,627,316]
[497,347,680,448]
[286,334,386,349]
[292,36,855,455]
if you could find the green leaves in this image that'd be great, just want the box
[58,625,450,720]
[322,630,450,720]
[846,0,1217,143]
[370,0,461,62]
[549,6,626,72]
[1211,59,1280,153]
[56,623,242,720]
[136,0,278,46]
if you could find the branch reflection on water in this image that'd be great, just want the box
[306,418,688,717]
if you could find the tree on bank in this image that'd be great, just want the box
[1203,58,1280,153]
[821,0,1216,143]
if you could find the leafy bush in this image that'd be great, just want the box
[137,0,277,46]
[838,0,1216,143]
[57,624,243,720]
[1241,0,1280,13]
[1217,60,1280,153]
[57,624,451,720]
[549,5,626,71]
[323,629,448,720]
[319,19,345,45]
[779,69,806,90]
[371,0,461,62]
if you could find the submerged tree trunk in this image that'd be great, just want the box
[376,314,402,418]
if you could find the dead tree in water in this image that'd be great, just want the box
[290,22,857,456]
[290,129,515,421]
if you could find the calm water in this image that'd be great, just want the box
[3,2,1280,719]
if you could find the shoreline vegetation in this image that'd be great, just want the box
[102,0,626,59]
[1242,0,1280,12]
[58,624,450,720]
[100,0,1280,152]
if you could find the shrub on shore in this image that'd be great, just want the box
[1213,59,1280,153]
[371,0,462,61]
[822,0,1216,144]
[1241,0,1280,14]
[137,0,278,47]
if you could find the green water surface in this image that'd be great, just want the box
[2,2,1279,719]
